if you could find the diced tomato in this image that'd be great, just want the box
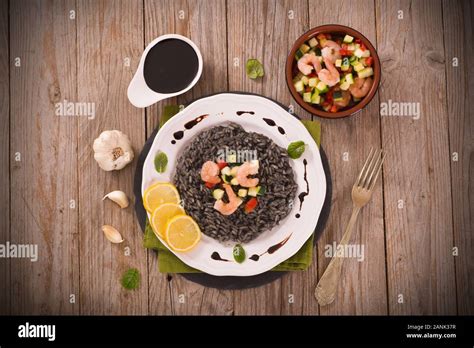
[330,105,338,113]
[365,57,374,66]
[360,43,367,51]
[244,197,258,213]
[305,86,312,93]
[355,38,362,44]
[217,161,228,170]
[308,72,317,78]
[205,182,216,189]
[322,101,330,107]
[317,33,326,40]
[339,48,351,56]
[326,33,332,39]
[341,43,348,50]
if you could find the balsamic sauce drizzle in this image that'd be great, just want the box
[211,251,230,262]
[171,114,209,144]
[236,111,255,116]
[249,233,293,262]
[295,159,309,218]
[262,118,286,135]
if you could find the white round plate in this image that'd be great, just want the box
[142,93,326,276]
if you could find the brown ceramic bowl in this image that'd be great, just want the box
[286,24,381,119]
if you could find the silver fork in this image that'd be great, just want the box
[315,148,385,306]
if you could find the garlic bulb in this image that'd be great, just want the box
[93,130,134,171]
[103,190,129,208]
[101,225,124,243]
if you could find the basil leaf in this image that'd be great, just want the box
[233,244,246,263]
[246,59,264,79]
[287,141,306,159]
[154,151,168,173]
[121,268,140,290]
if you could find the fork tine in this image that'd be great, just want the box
[355,148,374,187]
[360,149,380,188]
[365,150,383,189]
[369,152,385,190]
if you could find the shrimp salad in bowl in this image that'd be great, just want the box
[286,25,380,118]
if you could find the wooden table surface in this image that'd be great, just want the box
[0,0,472,315]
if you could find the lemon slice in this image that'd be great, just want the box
[150,203,185,239]
[165,215,201,252]
[143,182,180,213]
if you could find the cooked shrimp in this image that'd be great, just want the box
[349,77,373,98]
[321,40,341,63]
[214,184,242,215]
[297,53,322,75]
[200,161,221,184]
[236,161,259,188]
[317,58,340,87]
[333,87,351,108]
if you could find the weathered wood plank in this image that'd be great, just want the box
[0,0,10,315]
[9,0,79,314]
[144,0,233,315]
[227,0,312,315]
[309,0,388,315]
[376,0,456,314]
[76,0,148,315]
[442,0,474,315]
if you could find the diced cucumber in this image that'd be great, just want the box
[315,47,322,56]
[308,77,319,87]
[308,50,316,56]
[354,48,364,58]
[248,186,261,197]
[295,49,304,60]
[353,62,365,72]
[341,57,350,71]
[293,72,303,82]
[303,92,312,103]
[340,81,351,91]
[230,166,239,177]
[294,80,304,93]
[257,186,266,196]
[349,55,357,63]
[238,189,248,198]
[300,44,311,54]
[301,76,309,85]
[345,73,354,84]
[358,67,374,78]
[316,81,328,92]
[343,34,354,43]
[221,166,231,176]
[213,189,224,200]
[308,37,318,48]
[335,59,342,67]
[333,90,343,102]
[361,49,371,58]
[311,93,321,104]
[221,174,232,183]
[230,178,239,186]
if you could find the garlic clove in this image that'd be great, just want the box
[102,190,129,209]
[101,225,124,243]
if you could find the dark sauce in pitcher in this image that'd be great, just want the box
[144,39,199,94]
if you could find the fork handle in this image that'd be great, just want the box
[315,206,361,306]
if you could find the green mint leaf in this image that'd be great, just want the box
[233,244,246,263]
[154,151,168,173]
[121,268,140,290]
[287,141,306,159]
[246,59,264,79]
